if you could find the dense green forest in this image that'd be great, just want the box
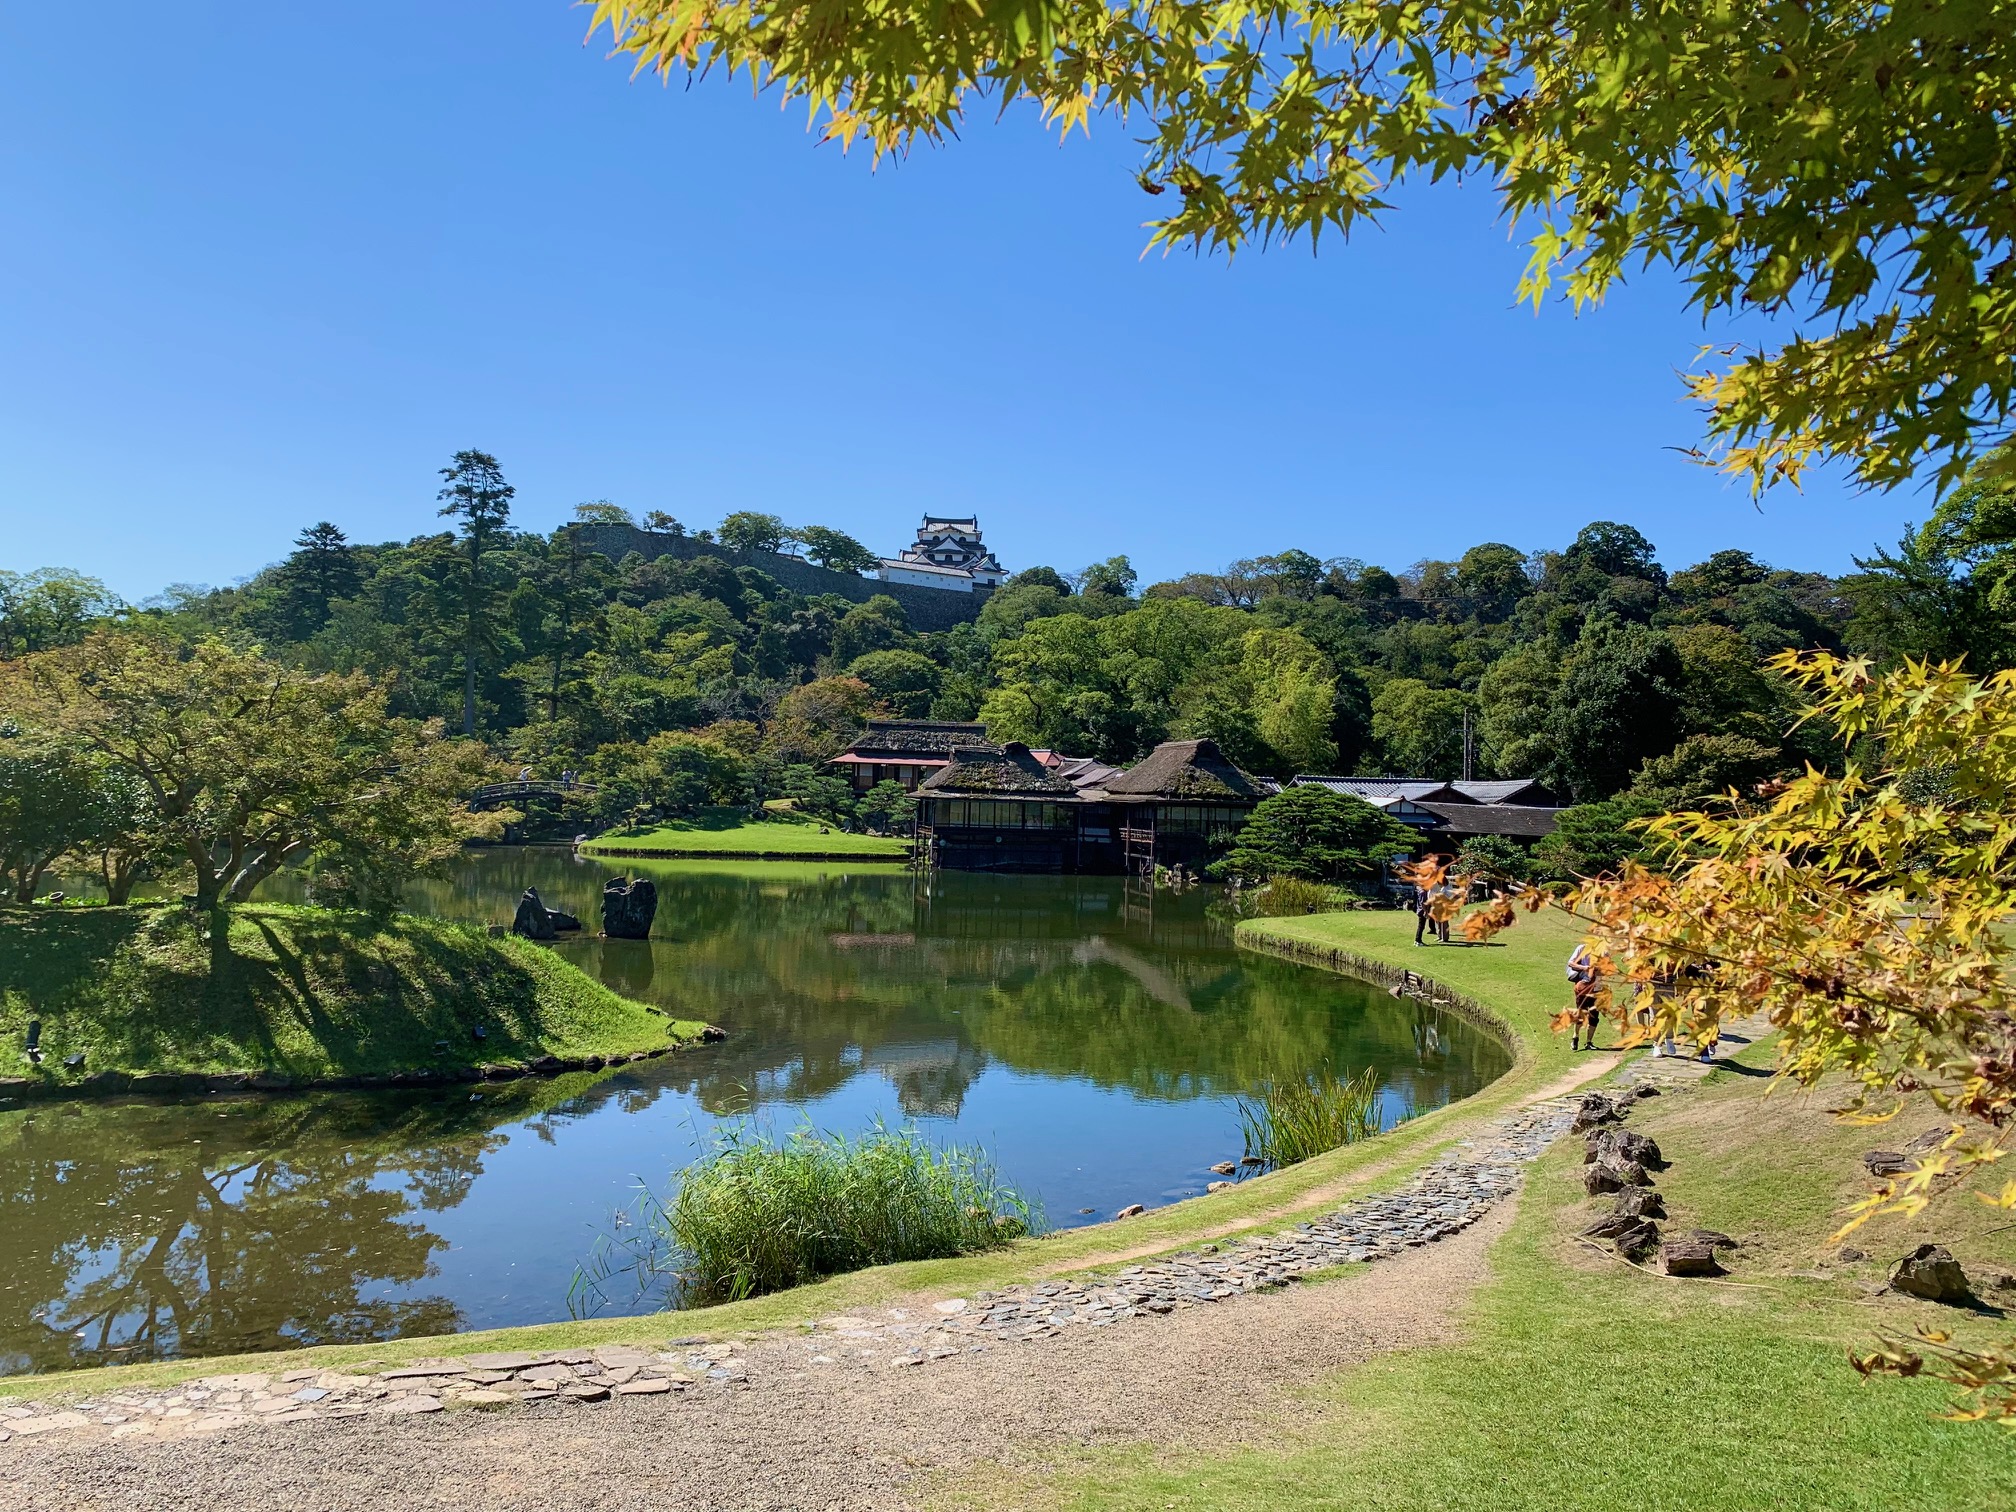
[6,451,2014,824]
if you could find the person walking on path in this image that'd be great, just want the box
[1567,943,1602,1051]
[1413,883,1434,945]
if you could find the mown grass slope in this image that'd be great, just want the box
[0,903,705,1087]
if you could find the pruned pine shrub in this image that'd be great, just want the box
[1236,1064,1401,1170]
[665,1121,1035,1303]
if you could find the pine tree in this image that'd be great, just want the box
[436,450,515,735]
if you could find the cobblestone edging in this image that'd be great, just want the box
[0,1096,1580,1449]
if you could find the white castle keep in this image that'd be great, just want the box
[875,515,1007,593]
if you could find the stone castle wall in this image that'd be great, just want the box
[565,524,989,634]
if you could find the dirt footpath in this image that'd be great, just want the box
[11,1204,1509,1512]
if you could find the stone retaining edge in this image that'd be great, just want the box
[1234,924,1521,1056]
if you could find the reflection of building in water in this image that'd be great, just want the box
[862,1037,990,1118]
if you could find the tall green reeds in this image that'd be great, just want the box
[1236,1064,1401,1170]
[662,1121,1037,1303]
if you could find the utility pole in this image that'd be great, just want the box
[1462,708,1475,782]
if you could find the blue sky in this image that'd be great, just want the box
[1,3,1926,602]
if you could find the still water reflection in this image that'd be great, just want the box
[1,855,1510,1373]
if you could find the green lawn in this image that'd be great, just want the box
[23,892,2015,1512]
[581,806,911,858]
[0,902,708,1089]
[1238,905,1593,1086]
[937,909,2016,1512]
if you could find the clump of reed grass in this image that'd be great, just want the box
[662,1120,1037,1303]
[1236,1064,1402,1170]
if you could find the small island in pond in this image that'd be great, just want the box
[0,903,711,1099]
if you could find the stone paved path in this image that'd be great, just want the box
[0,1094,1583,1452]
[1617,1011,1775,1090]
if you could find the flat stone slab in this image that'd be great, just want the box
[460,1352,543,1371]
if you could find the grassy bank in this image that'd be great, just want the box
[581,806,911,859]
[0,902,709,1092]
[1,903,1585,1398]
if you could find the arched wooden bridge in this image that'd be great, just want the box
[466,780,600,809]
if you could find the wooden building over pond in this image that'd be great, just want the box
[913,743,1082,871]
[1091,739,1270,874]
[912,736,1267,875]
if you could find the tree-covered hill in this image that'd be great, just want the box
[10,456,2013,813]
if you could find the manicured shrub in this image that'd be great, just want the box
[1214,785,1419,884]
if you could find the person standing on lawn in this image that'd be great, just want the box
[1567,943,1602,1050]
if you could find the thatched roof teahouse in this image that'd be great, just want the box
[1080,739,1267,874]
[913,743,1084,872]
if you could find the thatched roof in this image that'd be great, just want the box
[918,742,1076,796]
[842,720,999,758]
[1098,739,1266,802]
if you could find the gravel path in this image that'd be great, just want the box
[9,1206,1516,1512]
[3,1093,1586,1511]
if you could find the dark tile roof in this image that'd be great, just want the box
[1290,777,1465,805]
[1449,778,1562,806]
[1416,801,1564,838]
[1053,756,1122,790]
[917,742,1076,796]
[1097,739,1266,801]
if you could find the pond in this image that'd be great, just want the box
[0,852,1512,1375]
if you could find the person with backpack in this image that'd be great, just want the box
[1567,943,1602,1050]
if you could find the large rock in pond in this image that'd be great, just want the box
[1889,1244,1975,1305]
[602,876,658,940]
[512,888,557,941]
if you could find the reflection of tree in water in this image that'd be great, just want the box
[0,1081,581,1374]
[453,863,1517,1121]
[278,861,1511,1124]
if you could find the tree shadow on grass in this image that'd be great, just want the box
[254,912,562,1074]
